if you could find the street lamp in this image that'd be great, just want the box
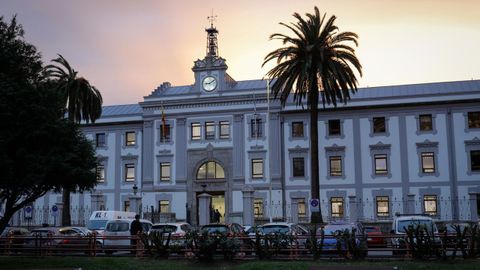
[133,184,138,196]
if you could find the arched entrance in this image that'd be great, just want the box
[195,161,225,223]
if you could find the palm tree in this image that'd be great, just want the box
[263,7,362,224]
[45,54,103,226]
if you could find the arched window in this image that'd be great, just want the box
[196,161,225,180]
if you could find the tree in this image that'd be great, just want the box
[45,55,102,226]
[263,7,362,223]
[0,16,98,233]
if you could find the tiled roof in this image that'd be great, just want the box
[101,104,142,117]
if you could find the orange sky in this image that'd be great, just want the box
[3,0,480,105]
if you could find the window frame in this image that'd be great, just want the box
[328,119,341,136]
[250,117,263,138]
[191,122,201,140]
[419,114,433,131]
[160,162,171,182]
[373,117,386,133]
[297,198,306,217]
[219,121,230,139]
[254,199,264,218]
[330,197,344,218]
[160,124,171,142]
[468,111,480,129]
[292,121,304,138]
[292,157,305,177]
[205,121,216,140]
[374,154,388,175]
[96,133,106,148]
[124,163,135,182]
[376,196,390,217]
[196,161,225,180]
[251,159,264,179]
[329,156,343,177]
[125,131,136,146]
[471,150,480,171]
[123,201,130,212]
[96,165,105,183]
[423,195,438,216]
[159,200,170,213]
[421,152,435,173]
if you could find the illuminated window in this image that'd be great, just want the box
[159,200,170,213]
[374,154,388,175]
[471,150,480,171]
[421,152,435,173]
[373,117,386,133]
[219,121,230,139]
[330,197,344,218]
[125,163,135,182]
[160,162,171,182]
[96,165,105,182]
[419,114,433,131]
[292,122,304,137]
[328,119,341,136]
[254,199,263,217]
[96,133,105,147]
[468,112,480,128]
[297,198,306,217]
[196,161,225,180]
[191,122,201,140]
[376,196,390,217]
[292,157,305,177]
[126,131,135,146]
[251,159,264,179]
[329,156,342,176]
[205,122,215,140]
[424,195,438,216]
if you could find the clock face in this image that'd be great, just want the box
[202,76,217,91]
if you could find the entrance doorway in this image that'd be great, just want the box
[196,192,225,224]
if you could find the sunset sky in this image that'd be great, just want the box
[2,0,480,105]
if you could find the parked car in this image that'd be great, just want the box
[390,215,439,255]
[56,226,102,253]
[200,223,252,252]
[441,222,471,248]
[23,227,62,253]
[319,222,366,252]
[149,222,192,249]
[0,227,30,253]
[365,226,386,247]
[257,222,310,250]
[103,219,152,254]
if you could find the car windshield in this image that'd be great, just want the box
[152,225,177,233]
[397,220,437,233]
[262,225,289,234]
[323,225,355,235]
[202,226,228,234]
[87,220,108,230]
[106,222,129,232]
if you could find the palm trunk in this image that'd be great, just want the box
[310,80,323,224]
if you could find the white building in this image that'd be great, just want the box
[13,24,480,226]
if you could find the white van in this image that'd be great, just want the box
[87,211,136,233]
[103,219,152,254]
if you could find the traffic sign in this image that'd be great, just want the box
[310,199,320,212]
[24,205,33,219]
[51,205,58,216]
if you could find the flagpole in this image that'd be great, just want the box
[267,79,272,223]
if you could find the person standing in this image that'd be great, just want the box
[130,214,143,254]
[214,209,222,223]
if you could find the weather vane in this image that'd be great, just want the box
[207,9,217,27]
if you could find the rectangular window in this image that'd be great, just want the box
[126,131,135,146]
[419,114,433,131]
[374,154,388,175]
[468,112,480,128]
[191,122,201,140]
[219,121,230,139]
[471,150,480,171]
[159,200,170,213]
[328,119,341,136]
[331,197,344,218]
[376,196,390,217]
[160,124,171,142]
[373,117,386,133]
[292,122,304,137]
[96,133,106,147]
[205,121,215,140]
[254,199,264,217]
[125,163,135,182]
[251,117,263,138]
[421,152,435,173]
[251,159,263,179]
[297,198,306,217]
[124,201,130,212]
[424,195,438,216]
[160,162,171,182]
[292,157,305,177]
[329,156,342,176]
[96,165,105,182]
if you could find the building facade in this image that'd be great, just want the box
[10,24,480,226]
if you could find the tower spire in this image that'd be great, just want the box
[206,11,219,58]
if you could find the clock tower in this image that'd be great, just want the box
[192,15,234,93]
